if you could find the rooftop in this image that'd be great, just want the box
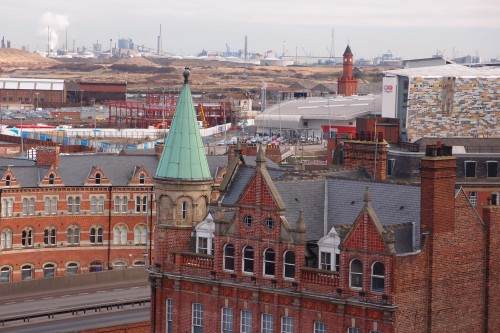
[385,63,500,78]
[0,77,65,91]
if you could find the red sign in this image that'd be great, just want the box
[383,85,393,93]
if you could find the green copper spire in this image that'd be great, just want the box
[155,68,212,180]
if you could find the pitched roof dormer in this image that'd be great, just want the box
[84,166,111,186]
[341,187,396,255]
[39,165,64,187]
[129,166,153,186]
[1,167,19,188]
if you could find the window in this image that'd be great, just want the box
[469,192,478,207]
[320,252,331,271]
[134,224,147,245]
[22,197,36,216]
[242,246,254,274]
[44,196,57,215]
[348,328,361,333]
[335,253,341,272]
[139,173,145,184]
[44,227,57,246]
[113,261,127,270]
[371,262,385,292]
[91,196,105,214]
[114,195,128,213]
[136,195,148,213]
[387,158,395,176]
[5,175,10,186]
[243,215,252,227]
[221,307,233,333]
[22,228,34,247]
[43,263,56,279]
[2,198,14,217]
[192,303,203,333]
[283,251,296,279]
[0,266,11,283]
[181,201,188,219]
[48,173,55,184]
[313,321,325,333]
[121,196,128,212]
[265,217,274,230]
[487,161,498,178]
[90,226,104,244]
[492,193,499,206]
[89,261,103,272]
[113,224,128,245]
[166,299,173,333]
[264,248,276,277]
[95,173,101,184]
[67,196,81,214]
[91,197,98,214]
[281,316,293,333]
[223,244,235,271]
[240,310,252,333]
[262,314,273,333]
[0,229,12,249]
[133,260,145,267]
[67,226,80,245]
[465,161,476,178]
[197,237,209,254]
[21,264,34,281]
[350,259,363,289]
[66,262,79,275]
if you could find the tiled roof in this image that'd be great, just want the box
[221,165,255,205]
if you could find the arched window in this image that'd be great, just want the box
[283,251,296,279]
[263,248,276,277]
[113,224,127,245]
[0,266,12,283]
[21,264,34,281]
[243,215,253,227]
[223,244,235,271]
[242,246,254,274]
[48,173,55,185]
[44,226,57,246]
[67,225,80,245]
[349,259,363,289]
[134,224,147,245]
[139,173,145,184]
[181,201,188,220]
[89,261,103,272]
[0,229,12,249]
[112,261,127,270]
[21,228,34,247]
[43,263,56,279]
[264,217,274,230]
[90,226,103,244]
[133,260,145,267]
[95,173,101,184]
[5,175,10,186]
[66,262,79,275]
[371,262,385,292]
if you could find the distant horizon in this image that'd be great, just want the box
[2,0,499,61]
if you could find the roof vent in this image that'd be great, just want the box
[399,205,404,210]
[351,200,355,205]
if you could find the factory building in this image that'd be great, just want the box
[381,64,500,142]
[255,94,381,138]
[0,78,66,109]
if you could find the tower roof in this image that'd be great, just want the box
[343,45,353,56]
[155,68,212,181]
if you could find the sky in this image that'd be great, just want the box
[2,0,500,60]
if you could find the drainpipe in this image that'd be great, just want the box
[149,188,154,266]
[107,186,112,270]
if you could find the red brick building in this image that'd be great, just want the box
[149,71,500,332]
[337,46,358,97]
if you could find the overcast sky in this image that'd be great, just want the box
[2,0,500,60]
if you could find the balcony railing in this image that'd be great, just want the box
[180,252,214,270]
[301,267,339,287]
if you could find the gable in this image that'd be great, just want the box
[342,209,388,254]
[128,165,153,186]
[239,172,282,209]
[39,166,64,187]
[84,166,111,186]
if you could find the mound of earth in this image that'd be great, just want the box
[0,48,58,69]
[113,57,160,68]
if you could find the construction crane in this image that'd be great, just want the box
[197,103,209,128]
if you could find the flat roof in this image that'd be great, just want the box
[0,78,65,91]
[385,63,500,78]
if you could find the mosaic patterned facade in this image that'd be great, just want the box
[406,77,500,142]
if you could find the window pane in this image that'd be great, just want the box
[487,162,498,178]
[241,310,252,333]
[262,314,273,333]
[243,247,254,273]
[314,321,325,333]
[320,252,331,270]
[281,316,293,333]
[222,307,233,333]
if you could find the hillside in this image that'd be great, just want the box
[0,48,58,70]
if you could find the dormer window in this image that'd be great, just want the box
[48,173,55,185]
[95,173,101,185]
[5,176,11,187]
[139,173,145,184]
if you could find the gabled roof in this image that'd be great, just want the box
[155,70,211,181]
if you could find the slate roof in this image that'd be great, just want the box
[221,165,256,205]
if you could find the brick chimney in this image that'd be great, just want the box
[420,144,456,234]
[343,135,388,181]
[36,146,60,167]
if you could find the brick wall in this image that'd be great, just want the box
[343,139,388,181]
[79,321,150,333]
[484,205,500,331]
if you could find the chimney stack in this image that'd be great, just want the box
[36,146,60,167]
[420,144,456,234]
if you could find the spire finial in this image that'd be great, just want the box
[183,67,190,84]
[363,186,370,203]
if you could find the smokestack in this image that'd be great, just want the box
[47,26,50,55]
[65,29,68,53]
[244,35,248,61]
